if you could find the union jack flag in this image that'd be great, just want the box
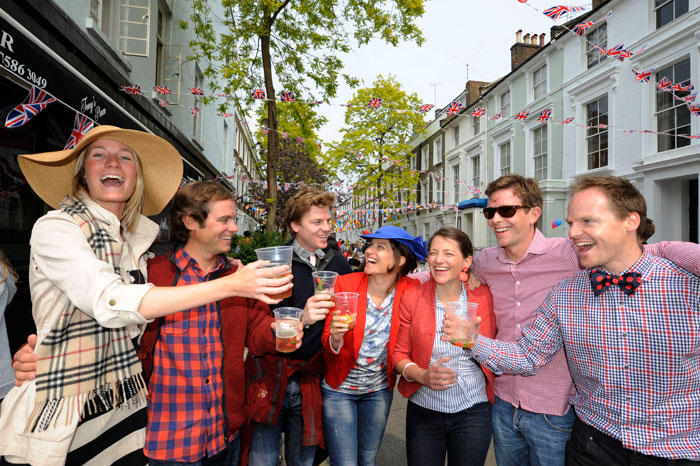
[217,93,234,98]
[682,93,697,103]
[418,103,435,113]
[656,77,672,91]
[281,132,288,139]
[538,108,552,122]
[561,117,575,125]
[572,21,594,36]
[514,110,529,120]
[598,124,608,129]
[615,49,632,62]
[280,91,296,102]
[153,85,172,95]
[632,68,654,83]
[318,142,323,150]
[689,134,700,139]
[543,5,586,20]
[689,104,700,117]
[189,106,200,116]
[5,86,56,128]
[623,129,635,135]
[367,97,384,109]
[217,113,233,117]
[119,83,142,95]
[670,82,694,92]
[296,136,304,146]
[263,127,269,135]
[471,107,487,118]
[63,112,95,149]
[189,87,205,95]
[309,100,323,105]
[158,100,169,107]
[490,112,503,120]
[251,88,266,100]
[606,43,625,57]
[446,101,463,115]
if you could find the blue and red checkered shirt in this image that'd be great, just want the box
[472,252,700,461]
[145,247,228,462]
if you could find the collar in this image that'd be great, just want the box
[496,227,548,264]
[587,250,652,283]
[172,245,228,275]
[292,239,326,265]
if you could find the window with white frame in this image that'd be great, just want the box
[452,126,460,147]
[452,165,460,204]
[471,155,480,196]
[433,138,442,166]
[656,58,691,152]
[586,24,607,69]
[421,181,427,203]
[500,90,511,118]
[533,126,547,181]
[586,96,609,169]
[90,0,115,38]
[499,141,511,176]
[118,0,151,56]
[655,0,689,29]
[473,112,480,135]
[193,65,204,141]
[421,146,429,170]
[433,176,441,204]
[533,64,547,100]
[222,120,229,172]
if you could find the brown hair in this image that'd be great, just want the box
[427,227,474,259]
[485,174,543,209]
[570,175,651,241]
[283,186,335,236]
[0,250,18,285]
[168,181,236,245]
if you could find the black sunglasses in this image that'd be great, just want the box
[482,205,528,220]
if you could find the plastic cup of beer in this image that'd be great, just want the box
[334,292,359,330]
[255,246,293,300]
[273,307,302,353]
[444,302,479,348]
[312,271,338,297]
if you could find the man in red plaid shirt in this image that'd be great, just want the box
[445,175,700,465]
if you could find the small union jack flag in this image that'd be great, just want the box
[189,87,205,96]
[446,101,463,115]
[318,142,323,150]
[606,43,625,58]
[296,136,304,146]
[217,113,233,117]
[689,134,700,139]
[561,117,575,125]
[682,93,697,103]
[656,77,672,91]
[280,91,295,102]
[490,112,503,120]
[514,110,529,120]
[689,104,700,117]
[281,132,288,139]
[158,100,169,107]
[5,86,57,128]
[572,21,594,36]
[189,106,200,116]
[632,68,654,83]
[63,112,95,149]
[153,85,172,95]
[538,108,552,122]
[543,5,586,21]
[251,88,266,100]
[217,93,234,98]
[263,127,270,135]
[309,100,323,105]
[623,129,635,135]
[418,103,435,113]
[670,82,694,92]
[119,83,143,95]
[471,107,487,118]
[598,124,608,129]
[367,97,384,109]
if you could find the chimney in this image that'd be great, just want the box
[592,0,608,8]
[516,29,523,43]
[511,30,543,71]
[465,80,490,107]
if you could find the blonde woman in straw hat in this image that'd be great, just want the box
[0,125,292,466]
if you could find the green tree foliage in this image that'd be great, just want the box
[323,75,426,210]
[182,0,425,231]
[229,230,288,265]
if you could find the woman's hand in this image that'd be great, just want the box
[418,357,457,390]
[227,260,293,305]
[13,334,38,387]
[329,310,351,349]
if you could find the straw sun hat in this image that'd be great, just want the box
[18,125,184,216]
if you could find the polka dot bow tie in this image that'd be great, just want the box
[590,269,643,296]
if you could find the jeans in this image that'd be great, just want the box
[249,376,317,466]
[322,386,393,466]
[148,434,240,466]
[492,396,575,466]
[405,400,492,466]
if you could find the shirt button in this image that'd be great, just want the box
[203,328,206,334]
[516,302,521,306]
[516,324,521,329]
[205,378,210,384]
[624,365,629,369]
[203,353,208,359]
[622,333,627,338]
[109,299,116,306]
[206,408,211,413]
[516,281,520,285]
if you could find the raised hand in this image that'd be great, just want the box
[301,293,334,326]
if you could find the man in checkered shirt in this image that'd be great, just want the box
[444,175,700,465]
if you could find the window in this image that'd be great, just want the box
[500,90,511,118]
[499,141,511,176]
[656,59,691,152]
[222,120,229,172]
[193,65,204,141]
[473,112,480,135]
[421,181,427,203]
[453,126,460,147]
[586,96,609,169]
[452,165,460,204]
[433,138,442,166]
[533,126,547,181]
[471,155,480,196]
[90,0,115,37]
[586,24,607,69]
[118,0,151,56]
[421,146,429,170]
[533,65,547,100]
[655,0,689,29]
[433,176,441,204]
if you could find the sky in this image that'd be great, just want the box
[316,0,583,145]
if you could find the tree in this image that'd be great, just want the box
[183,0,425,231]
[322,75,426,222]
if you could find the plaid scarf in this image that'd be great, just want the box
[26,197,146,433]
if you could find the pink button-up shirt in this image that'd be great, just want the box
[472,229,700,416]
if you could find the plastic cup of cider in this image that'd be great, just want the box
[312,271,338,299]
[255,246,293,300]
[444,302,479,348]
[334,292,359,330]
[273,307,302,353]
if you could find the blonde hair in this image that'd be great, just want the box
[0,250,18,285]
[71,143,146,232]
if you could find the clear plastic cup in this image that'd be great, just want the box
[334,292,359,330]
[273,307,302,353]
[434,348,458,388]
[444,302,479,348]
[255,246,293,299]
[312,271,339,297]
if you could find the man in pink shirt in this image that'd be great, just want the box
[472,174,700,466]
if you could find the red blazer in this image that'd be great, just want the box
[322,272,419,390]
[391,279,497,403]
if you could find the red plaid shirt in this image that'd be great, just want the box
[145,247,227,462]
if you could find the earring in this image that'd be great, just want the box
[459,266,469,282]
